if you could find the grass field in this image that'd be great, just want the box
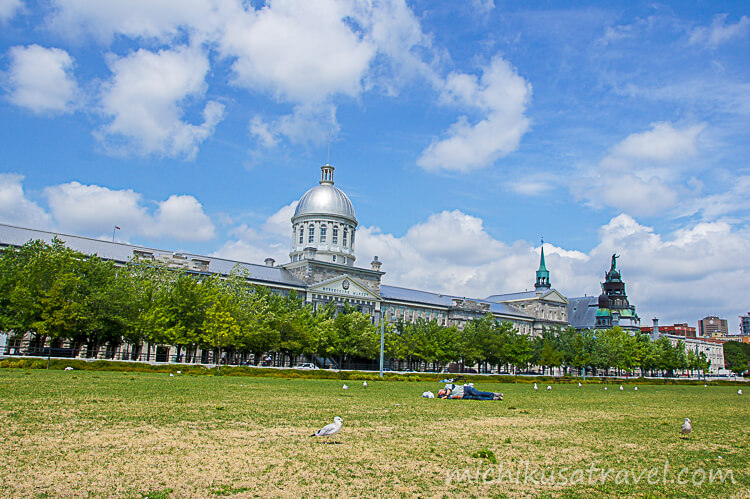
[0,370,748,498]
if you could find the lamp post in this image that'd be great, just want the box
[379,313,385,378]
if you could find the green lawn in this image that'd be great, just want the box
[0,370,747,498]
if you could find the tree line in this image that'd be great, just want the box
[1,238,738,376]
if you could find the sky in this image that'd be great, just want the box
[1,0,749,331]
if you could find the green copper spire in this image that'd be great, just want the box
[535,238,551,291]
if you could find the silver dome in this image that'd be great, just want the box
[293,184,357,224]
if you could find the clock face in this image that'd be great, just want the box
[342,279,350,290]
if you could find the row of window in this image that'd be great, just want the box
[296,222,355,248]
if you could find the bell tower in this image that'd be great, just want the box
[535,239,551,292]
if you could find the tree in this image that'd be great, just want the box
[724,341,749,375]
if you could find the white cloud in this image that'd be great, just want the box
[610,122,705,163]
[0,174,52,228]
[573,122,705,217]
[152,195,215,241]
[43,181,215,242]
[219,0,375,104]
[0,0,22,22]
[4,45,78,114]
[97,45,224,159]
[689,14,750,48]
[249,103,338,148]
[212,202,298,264]
[46,0,221,43]
[417,56,532,172]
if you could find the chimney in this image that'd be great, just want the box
[371,256,382,271]
[264,258,275,267]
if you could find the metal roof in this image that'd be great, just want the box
[381,284,534,320]
[293,184,357,224]
[0,223,307,288]
[485,290,539,302]
[567,296,598,330]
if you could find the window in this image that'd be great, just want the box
[332,227,338,245]
[308,225,314,243]
[343,227,348,247]
[320,225,327,243]
[332,255,336,262]
[350,230,355,247]
[298,229,303,244]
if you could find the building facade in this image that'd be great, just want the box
[698,316,728,338]
[740,313,750,336]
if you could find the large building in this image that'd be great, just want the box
[698,316,728,338]
[740,313,750,336]
[1,165,571,361]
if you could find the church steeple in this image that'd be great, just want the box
[535,239,551,292]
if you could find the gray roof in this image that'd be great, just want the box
[486,290,539,302]
[0,223,306,289]
[567,296,598,330]
[381,284,533,320]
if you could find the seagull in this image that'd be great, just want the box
[362,381,368,388]
[547,385,552,391]
[342,384,348,390]
[634,387,638,391]
[578,382,582,387]
[704,384,707,388]
[64,367,74,371]
[620,385,624,391]
[604,386,608,391]
[312,416,344,444]
[534,383,538,391]
[739,389,743,395]
[681,418,692,438]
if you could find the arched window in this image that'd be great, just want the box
[320,225,327,243]
[343,227,348,247]
[308,225,315,243]
[350,230,355,247]
[332,227,338,245]
[298,228,303,244]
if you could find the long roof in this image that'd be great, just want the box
[381,284,534,320]
[0,223,307,288]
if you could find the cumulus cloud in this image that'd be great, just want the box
[43,181,215,242]
[689,14,750,48]
[0,174,52,228]
[0,0,22,22]
[220,0,375,104]
[249,103,337,147]
[417,56,532,172]
[4,44,79,114]
[96,45,224,158]
[573,122,705,217]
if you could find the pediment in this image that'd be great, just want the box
[541,289,568,304]
[309,275,380,300]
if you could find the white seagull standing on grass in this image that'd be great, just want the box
[547,385,552,391]
[680,418,692,438]
[738,389,743,395]
[313,417,344,444]
[620,385,624,391]
[342,384,348,390]
[363,381,368,388]
[534,383,538,391]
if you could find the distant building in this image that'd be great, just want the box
[658,335,726,374]
[567,254,640,332]
[641,323,697,338]
[740,313,750,336]
[698,316,728,338]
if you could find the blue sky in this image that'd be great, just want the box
[1,0,749,330]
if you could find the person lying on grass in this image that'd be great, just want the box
[437,383,503,400]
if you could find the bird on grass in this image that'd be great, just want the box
[546,385,552,391]
[342,384,349,390]
[680,418,692,439]
[620,385,624,391]
[534,383,538,391]
[312,416,343,444]
[363,381,368,388]
[604,386,608,391]
[578,382,582,387]
[738,389,743,395]
[634,387,638,391]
